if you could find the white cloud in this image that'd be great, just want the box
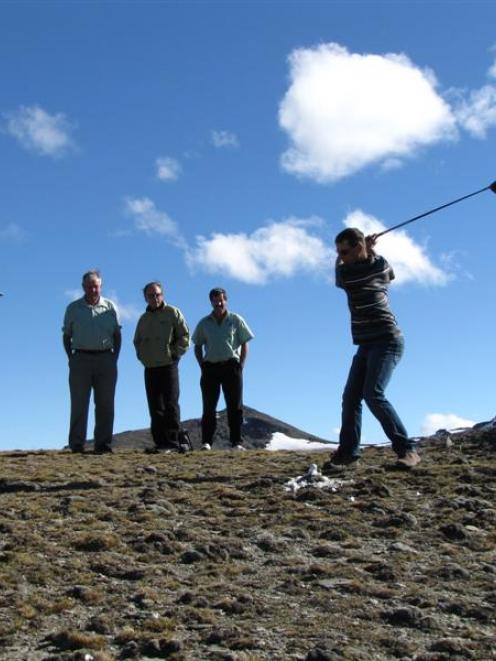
[342,210,450,286]
[125,197,186,249]
[156,156,182,182]
[0,223,27,242]
[107,290,141,322]
[279,43,456,183]
[211,129,239,148]
[64,288,82,301]
[454,84,496,138]
[187,217,330,284]
[4,105,75,157]
[421,413,475,436]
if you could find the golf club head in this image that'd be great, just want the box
[489,181,496,194]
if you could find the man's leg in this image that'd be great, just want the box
[363,338,414,456]
[338,347,367,459]
[221,360,243,446]
[161,363,181,435]
[93,353,117,451]
[68,353,92,451]
[200,363,221,446]
[144,367,168,447]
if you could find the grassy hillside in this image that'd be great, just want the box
[0,428,495,660]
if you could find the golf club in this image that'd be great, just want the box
[376,180,496,238]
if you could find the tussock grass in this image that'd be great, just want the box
[0,434,495,659]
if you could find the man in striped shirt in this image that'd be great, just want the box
[324,228,420,470]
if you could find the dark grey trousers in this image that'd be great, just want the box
[68,352,117,450]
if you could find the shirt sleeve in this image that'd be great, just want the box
[335,265,344,289]
[62,305,73,336]
[382,257,395,282]
[235,315,254,345]
[191,321,204,346]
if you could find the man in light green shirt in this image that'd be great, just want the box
[63,270,121,454]
[192,287,254,450]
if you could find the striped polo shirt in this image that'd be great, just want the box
[336,255,401,345]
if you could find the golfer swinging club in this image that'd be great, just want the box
[324,228,420,472]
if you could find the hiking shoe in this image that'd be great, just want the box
[396,450,421,469]
[231,444,246,451]
[322,451,359,475]
[201,443,212,451]
[69,445,85,454]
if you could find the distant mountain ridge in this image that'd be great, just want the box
[110,406,332,450]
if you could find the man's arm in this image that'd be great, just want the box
[172,312,190,359]
[239,342,249,369]
[63,334,72,359]
[113,328,122,360]
[194,344,204,367]
[366,234,378,257]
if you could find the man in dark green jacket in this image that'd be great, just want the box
[134,281,189,451]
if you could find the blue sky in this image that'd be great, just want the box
[1,1,495,450]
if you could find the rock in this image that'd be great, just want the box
[437,563,470,580]
[430,637,475,657]
[440,523,467,540]
[306,648,339,660]
[383,606,424,628]
[389,542,419,554]
[180,549,205,564]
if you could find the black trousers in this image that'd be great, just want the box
[200,359,243,446]
[144,363,180,447]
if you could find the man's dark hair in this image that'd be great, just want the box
[335,228,365,247]
[209,287,227,301]
[143,281,162,297]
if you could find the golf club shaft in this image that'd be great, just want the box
[376,182,496,238]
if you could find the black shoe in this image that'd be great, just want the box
[69,446,85,454]
[145,445,175,454]
[93,445,113,455]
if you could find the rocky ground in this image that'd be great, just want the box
[0,428,495,660]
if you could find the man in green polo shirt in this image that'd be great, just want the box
[192,287,254,450]
[62,270,121,454]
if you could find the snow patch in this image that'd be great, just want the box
[267,432,335,452]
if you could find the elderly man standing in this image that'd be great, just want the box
[63,270,121,454]
[192,287,254,451]
[134,281,190,452]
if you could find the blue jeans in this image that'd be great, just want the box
[339,337,414,458]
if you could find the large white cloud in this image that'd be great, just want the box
[4,105,75,157]
[342,210,450,286]
[421,413,475,436]
[187,218,331,285]
[279,43,456,182]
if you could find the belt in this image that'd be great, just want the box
[74,349,112,355]
[203,359,238,366]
